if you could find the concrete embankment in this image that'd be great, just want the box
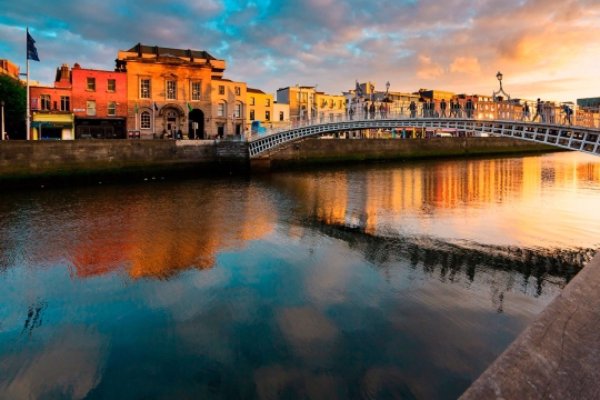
[259,137,555,169]
[0,137,554,187]
[460,252,600,399]
[0,140,248,187]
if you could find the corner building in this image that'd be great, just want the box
[116,43,228,139]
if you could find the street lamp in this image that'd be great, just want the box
[1,100,5,140]
[492,71,510,101]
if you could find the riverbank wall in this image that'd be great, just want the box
[259,137,555,170]
[0,140,248,187]
[460,251,600,400]
[0,137,554,187]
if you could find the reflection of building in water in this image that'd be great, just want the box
[65,184,275,279]
[273,156,600,238]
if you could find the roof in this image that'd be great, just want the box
[247,88,265,94]
[127,43,219,61]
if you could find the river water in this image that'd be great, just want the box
[1,151,599,399]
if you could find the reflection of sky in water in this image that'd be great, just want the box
[0,151,599,399]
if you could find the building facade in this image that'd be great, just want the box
[276,86,317,123]
[71,63,128,139]
[210,78,247,138]
[314,91,346,122]
[116,43,232,139]
[0,59,20,80]
[29,65,73,140]
[246,88,274,133]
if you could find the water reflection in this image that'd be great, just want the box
[0,182,275,279]
[268,152,600,248]
[0,152,599,399]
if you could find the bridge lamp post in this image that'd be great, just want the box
[492,71,511,120]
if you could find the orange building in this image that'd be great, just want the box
[116,43,231,139]
[0,59,20,79]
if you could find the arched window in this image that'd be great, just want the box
[140,111,151,129]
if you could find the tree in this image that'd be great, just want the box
[0,75,26,139]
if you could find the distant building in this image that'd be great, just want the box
[273,102,290,128]
[577,97,600,109]
[0,59,20,80]
[210,78,247,138]
[71,63,128,139]
[314,91,346,122]
[246,88,274,133]
[277,86,316,123]
[29,65,74,140]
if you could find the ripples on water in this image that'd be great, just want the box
[0,151,599,399]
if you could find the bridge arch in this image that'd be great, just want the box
[248,118,600,158]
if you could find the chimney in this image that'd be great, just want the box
[59,64,70,82]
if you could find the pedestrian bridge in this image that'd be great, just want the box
[248,117,600,158]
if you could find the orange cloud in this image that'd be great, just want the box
[417,55,444,80]
[450,56,481,75]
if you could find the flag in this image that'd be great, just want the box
[134,103,139,114]
[27,29,40,61]
[153,102,159,111]
[187,102,193,112]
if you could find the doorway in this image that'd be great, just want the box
[188,109,205,139]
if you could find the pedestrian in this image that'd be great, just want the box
[523,103,530,121]
[466,99,473,119]
[563,104,573,125]
[369,102,376,119]
[532,98,542,122]
[409,101,417,118]
[440,99,447,117]
[456,101,462,118]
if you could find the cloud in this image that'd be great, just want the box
[417,55,444,80]
[1,0,599,100]
[450,56,481,75]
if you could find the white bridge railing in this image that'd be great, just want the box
[248,113,600,158]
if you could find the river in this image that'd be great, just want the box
[1,151,599,399]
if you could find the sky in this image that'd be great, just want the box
[1,0,599,102]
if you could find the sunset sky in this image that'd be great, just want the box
[1,0,599,102]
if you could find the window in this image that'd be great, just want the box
[235,86,241,96]
[234,103,242,118]
[40,95,51,110]
[140,111,151,129]
[250,97,255,106]
[108,101,116,116]
[86,100,96,116]
[218,85,225,95]
[265,98,271,107]
[218,102,226,117]
[87,77,96,91]
[140,79,151,99]
[250,110,255,120]
[166,80,177,100]
[60,96,70,111]
[265,111,271,121]
[279,111,284,121]
[191,81,201,101]
[107,79,116,92]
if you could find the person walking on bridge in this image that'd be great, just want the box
[522,103,530,121]
[409,101,417,118]
[532,98,542,122]
[440,99,447,117]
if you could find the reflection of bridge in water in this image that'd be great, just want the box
[249,116,600,157]
[306,219,596,305]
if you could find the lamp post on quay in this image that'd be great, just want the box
[492,71,511,119]
[1,100,5,140]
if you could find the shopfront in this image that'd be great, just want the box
[31,113,74,140]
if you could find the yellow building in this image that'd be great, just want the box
[116,43,228,139]
[246,88,274,133]
[210,78,247,138]
[276,86,346,124]
[314,91,346,122]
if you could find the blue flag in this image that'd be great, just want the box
[27,29,40,61]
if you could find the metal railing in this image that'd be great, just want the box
[247,112,600,158]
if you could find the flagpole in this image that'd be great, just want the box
[26,28,30,140]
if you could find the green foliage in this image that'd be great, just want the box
[0,75,26,139]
